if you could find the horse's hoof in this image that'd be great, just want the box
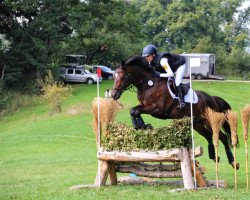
[230,161,240,170]
[212,157,220,163]
[144,124,153,129]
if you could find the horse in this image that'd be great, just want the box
[109,56,239,169]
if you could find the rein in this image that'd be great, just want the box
[113,68,154,95]
[122,73,154,95]
[133,78,154,94]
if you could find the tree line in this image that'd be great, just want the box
[0,0,250,92]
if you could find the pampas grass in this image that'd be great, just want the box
[241,104,250,190]
[227,110,238,190]
[204,108,225,147]
[92,97,123,148]
[204,107,225,189]
[241,105,250,141]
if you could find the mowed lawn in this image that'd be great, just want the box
[0,80,250,200]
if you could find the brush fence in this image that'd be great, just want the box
[95,146,208,189]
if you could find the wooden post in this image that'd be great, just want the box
[109,161,118,185]
[94,161,109,186]
[180,148,195,189]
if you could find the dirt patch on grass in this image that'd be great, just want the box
[67,104,86,115]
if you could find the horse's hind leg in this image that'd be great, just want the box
[193,119,217,161]
[193,119,215,160]
[219,131,240,170]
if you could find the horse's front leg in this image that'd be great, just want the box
[130,106,152,129]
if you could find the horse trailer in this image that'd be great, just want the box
[180,53,224,80]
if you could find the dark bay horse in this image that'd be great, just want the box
[109,56,239,169]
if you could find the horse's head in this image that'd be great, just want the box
[109,56,153,100]
[110,61,132,100]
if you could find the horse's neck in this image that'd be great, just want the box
[131,70,151,86]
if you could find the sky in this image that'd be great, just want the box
[241,0,250,9]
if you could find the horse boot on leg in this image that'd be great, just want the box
[226,148,240,170]
[177,83,185,109]
[136,115,153,130]
[130,108,141,129]
[208,143,220,162]
[130,107,150,130]
[130,108,153,130]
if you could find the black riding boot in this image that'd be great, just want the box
[177,83,185,109]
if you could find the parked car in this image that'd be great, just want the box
[59,66,102,84]
[92,65,115,80]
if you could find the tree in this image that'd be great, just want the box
[66,0,145,65]
[0,0,75,90]
[139,0,169,48]
[138,0,249,75]
[0,0,145,91]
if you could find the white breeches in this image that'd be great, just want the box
[175,64,186,86]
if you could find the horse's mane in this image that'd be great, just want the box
[125,56,149,69]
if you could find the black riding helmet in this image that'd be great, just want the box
[142,45,157,57]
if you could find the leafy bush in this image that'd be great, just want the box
[41,70,72,115]
[102,117,192,151]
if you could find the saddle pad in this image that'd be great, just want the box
[167,80,198,104]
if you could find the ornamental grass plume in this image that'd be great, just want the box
[204,107,225,147]
[204,107,225,189]
[241,105,250,141]
[241,104,250,190]
[227,110,238,146]
[227,110,238,190]
[92,97,123,148]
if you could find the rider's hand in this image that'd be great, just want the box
[154,71,160,77]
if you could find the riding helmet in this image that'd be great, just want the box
[142,45,157,57]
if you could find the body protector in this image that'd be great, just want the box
[151,52,186,73]
[151,52,186,109]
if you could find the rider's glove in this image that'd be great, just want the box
[154,71,160,77]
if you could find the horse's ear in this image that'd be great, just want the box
[121,60,125,69]
[122,60,125,67]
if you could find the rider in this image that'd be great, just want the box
[142,44,187,109]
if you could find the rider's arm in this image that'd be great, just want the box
[159,58,174,78]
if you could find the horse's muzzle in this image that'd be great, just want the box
[109,89,121,100]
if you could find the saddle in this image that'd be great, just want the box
[167,78,198,104]
[168,78,189,96]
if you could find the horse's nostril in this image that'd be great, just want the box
[110,90,116,99]
[113,92,120,100]
[113,94,118,100]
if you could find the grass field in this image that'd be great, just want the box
[0,80,250,200]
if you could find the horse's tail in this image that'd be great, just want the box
[212,96,238,147]
[212,96,231,112]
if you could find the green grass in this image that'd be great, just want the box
[0,80,250,200]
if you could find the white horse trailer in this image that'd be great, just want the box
[180,53,224,80]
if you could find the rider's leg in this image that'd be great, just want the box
[175,64,186,109]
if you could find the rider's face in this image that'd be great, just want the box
[145,54,154,62]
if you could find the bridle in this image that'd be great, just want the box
[113,68,155,95]
[111,71,133,95]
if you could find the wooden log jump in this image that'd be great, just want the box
[94,146,207,189]
[69,98,227,191]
